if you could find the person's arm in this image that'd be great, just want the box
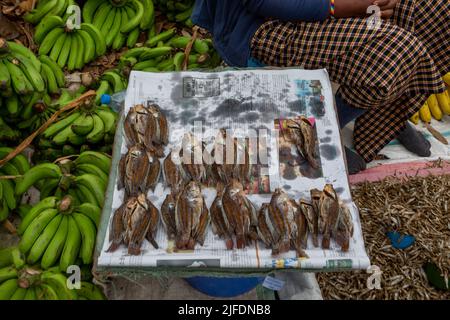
[243,0,331,21]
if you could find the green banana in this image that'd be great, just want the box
[102,71,124,93]
[146,28,176,47]
[173,52,186,71]
[85,113,105,144]
[48,32,66,63]
[95,80,111,105]
[74,33,85,70]
[36,283,59,300]
[0,60,11,90]
[140,0,154,30]
[75,174,105,206]
[194,39,210,54]
[39,55,65,88]
[5,93,20,116]
[24,0,58,24]
[0,199,8,222]
[75,184,97,206]
[75,151,111,174]
[41,63,60,95]
[0,148,30,174]
[76,163,108,185]
[14,57,45,92]
[72,213,96,264]
[23,287,36,300]
[82,0,105,23]
[0,278,18,300]
[95,109,116,134]
[77,282,105,300]
[106,8,122,48]
[27,214,63,265]
[139,47,172,60]
[101,7,117,41]
[92,1,113,31]
[7,41,42,70]
[34,15,65,44]
[71,113,94,136]
[75,203,101,227]
[10,287,27,300]
[80,23,106,56]
[41,215,68,269]
[77,29,96,64]
[4,59,30,95]
[1,179,16,210]
[18,197,58,235]
[39,178,60,199]
[168,36,191,48]
[68,130,86,145]
[19,208,59,254]
[38,27,65,56]
[127,27,140,48]
[0,266,17,282]
[121,0,144,33]
[59,215,81,272]
[57,34,72,68]
[67,33,80,71]
[41,271,77,300]
[15,163,62,196]
[133,59,158,70]
[43,111,81,138]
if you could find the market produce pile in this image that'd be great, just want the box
[318,174,450,300]
[0,0,222,300]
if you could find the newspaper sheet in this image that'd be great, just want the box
[97,69,371,270]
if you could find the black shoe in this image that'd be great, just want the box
[344,147,367,175]
[397,122,431,157]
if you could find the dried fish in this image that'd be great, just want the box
[180,132,207,183]
[108,194,159,255]
[161,193,177,240]
[319,184,340,249]
[124,103,169,157]
[163,151,188,191]
[118,144,161,196]
[211,179,258,249]
[283,117,319,169]
[175,181,210,250]
[300,199,319,247]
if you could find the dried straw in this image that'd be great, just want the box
[317,174,450,300]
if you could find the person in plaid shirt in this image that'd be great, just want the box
[192,0,449,174]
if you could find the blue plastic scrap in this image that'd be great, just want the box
[386,231,415,249]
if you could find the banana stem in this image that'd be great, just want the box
[2,219,16,234]
[183,27,198,71]
[0,175,23,180]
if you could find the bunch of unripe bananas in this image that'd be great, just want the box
[0,247,105,300]
[154,0,195,27]
[24,0,76,24]
[15,151,111,207]
[410,74,450,124]
[83,0,155,49]
[17,195,100,269]
[35,15,106,71]
[37,100,118,155]
[0,148,30,222]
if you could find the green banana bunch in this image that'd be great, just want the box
[0,116,21,144]
[35,16,105,71]
[0,147,30,221]
[153,0,194,26]
[17,195,101,269]
[24,0,72,24]
[84,0,154,49]
[0,40,46,97]
[40,103,118,150]
[77,281,107,300]
[0,264,81,300]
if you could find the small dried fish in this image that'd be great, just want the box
[175,181,210,250]
[212,128,236,184]
[284,117,319,169]
[300,199,319,247]
[258,189,308,257]
[118,144,161,196]
[108,194,159,255]
[210,184,234,249]
[124,104,169,157]
[161,193,177,240]
[319,184,340,249]
[212,179,258,249]
[163,151,188,191]
[180,132,207,183]
[333,203,354,252]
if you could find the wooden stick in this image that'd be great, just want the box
[182,27,199,71]
[0,90,96,168]
[3,219,16,234]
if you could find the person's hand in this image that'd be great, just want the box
[373,0,399,19]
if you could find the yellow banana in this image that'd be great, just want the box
[436,91,450,115]
[418,102,431,123]
[427,94,442,120]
